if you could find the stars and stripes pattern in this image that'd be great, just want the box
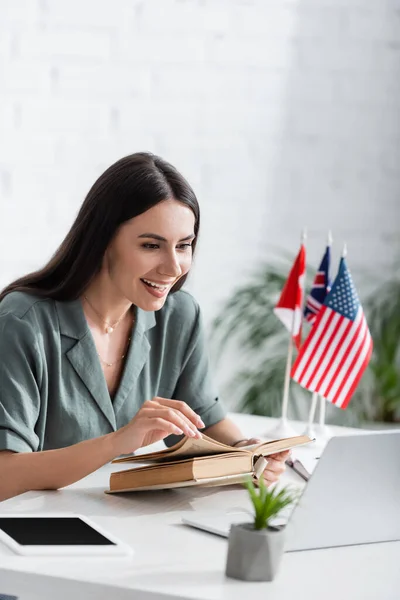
[304,245,331,324]
[291,257,373,409]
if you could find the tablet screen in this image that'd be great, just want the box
[0,517,115,546]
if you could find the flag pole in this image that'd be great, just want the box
[317,240,346,441]
[319,394,326,428]
[304,230,333,438]
[317,394,332,441]
[265,310,299,439]
[303,392,318,438]
[281,314,295,422]
[266,230,306,440]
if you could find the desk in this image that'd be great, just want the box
[0,413,399,600]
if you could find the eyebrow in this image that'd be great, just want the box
[138,233,195,242]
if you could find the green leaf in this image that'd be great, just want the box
[244,482,297,530]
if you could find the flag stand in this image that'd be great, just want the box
[316,395,331,440]
[303,391,318,438]
[266,232,306,440]
[303,393,331,443]
[265,313,299,440]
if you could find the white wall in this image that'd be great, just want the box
[1,0,399,409]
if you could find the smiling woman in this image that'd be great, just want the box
[0,152,288,502]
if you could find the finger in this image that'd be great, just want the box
[147,407,202,438]
[261,464,285,483]
[265,457,287,473]
[262,472,280,485]
[269,450,291,460]
[153,398,205,429]
[244,437,263,445]
[159,399,206,430]
[255,470,279,486]
[149,417,185,437]
[263,469,285,484]
[142,404,200,438]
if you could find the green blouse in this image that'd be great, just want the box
[0,290,226,453]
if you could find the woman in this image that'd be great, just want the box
[0,153,288,501]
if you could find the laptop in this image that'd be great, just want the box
[182,430,400,552]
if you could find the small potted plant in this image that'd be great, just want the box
[225,478,297,582]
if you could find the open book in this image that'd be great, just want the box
[107,433,313,493]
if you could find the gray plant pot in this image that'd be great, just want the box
[225,522,285,582]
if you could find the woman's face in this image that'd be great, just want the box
[105,199,196,311]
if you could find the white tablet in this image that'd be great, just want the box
[0,513,133,556]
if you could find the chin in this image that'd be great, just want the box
[135,295,169,312]
[142,302,166,312]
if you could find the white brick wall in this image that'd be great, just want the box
[1,0,399,409]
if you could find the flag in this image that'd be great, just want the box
[274,244,306,350]
[304,245,331,324]
[291,257,373,409]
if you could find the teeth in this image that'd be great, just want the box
[142,279,168,290]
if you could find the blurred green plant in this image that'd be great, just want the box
[244,478,297,530]
[211,256,400,425]
[362,276,400,422]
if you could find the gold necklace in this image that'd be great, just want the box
[97,337,131,368]
[84,295,129,334]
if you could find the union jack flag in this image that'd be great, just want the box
[291,256,373,409]
[304,245,331,324]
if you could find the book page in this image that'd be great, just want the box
[253,435,312,457]
[113,433,245,464]
[113,434,313,465]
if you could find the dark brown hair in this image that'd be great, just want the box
[0,153,200,302]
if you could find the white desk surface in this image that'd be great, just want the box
[0,413,399,600]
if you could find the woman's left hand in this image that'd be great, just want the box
[234,438,290,486]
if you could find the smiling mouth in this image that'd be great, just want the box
[140,278,173,291]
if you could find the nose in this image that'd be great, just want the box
[159,250,182,278]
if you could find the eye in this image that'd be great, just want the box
[142,243,160,249]
[177,243,192,250]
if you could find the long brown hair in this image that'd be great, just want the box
[0,153,200,303]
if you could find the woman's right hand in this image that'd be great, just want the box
[112,397,205,455]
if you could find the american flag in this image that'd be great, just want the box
[291,257,373,409]
[304,245,331,324]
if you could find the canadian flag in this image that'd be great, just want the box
[274,244,306,350]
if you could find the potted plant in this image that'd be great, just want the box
[225,478,297,582]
